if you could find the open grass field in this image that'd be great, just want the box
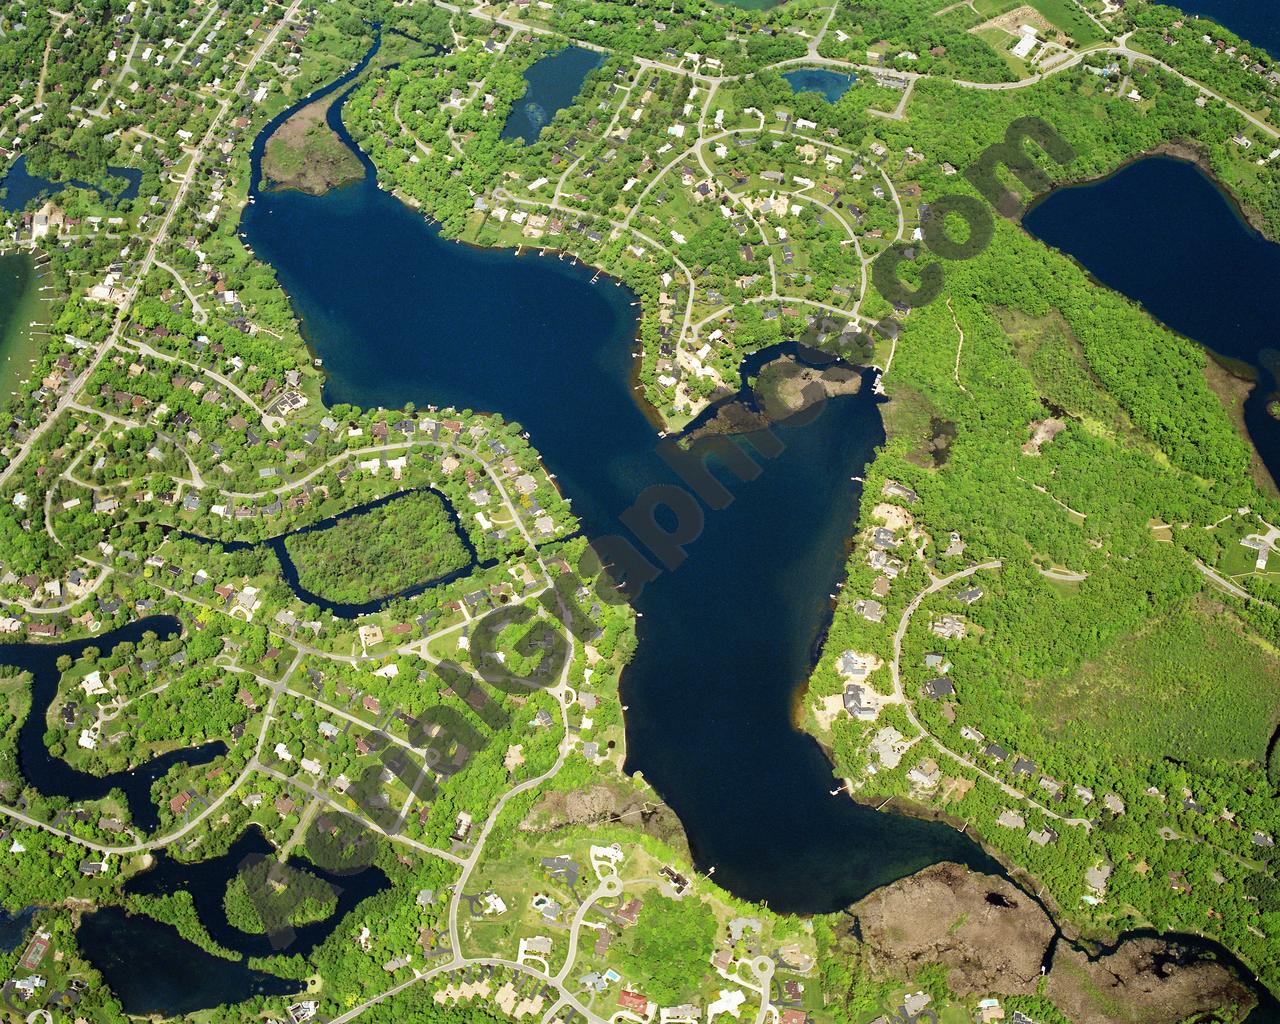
[1000,307,1136,439]
[1029,596,1280,764]
[1024,0,1104,45]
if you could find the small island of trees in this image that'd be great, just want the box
[282,490,471,605]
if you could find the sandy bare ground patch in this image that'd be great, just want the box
[971,4,1051,36]
[873,502,915,530]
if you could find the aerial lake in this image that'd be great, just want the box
[1157,0,1280,58]
[123,825,390,960]
[241,33,1001,919]
[501,45,606,145]
[0,155,142,212]
[77,907,302,1016]
[783,67,857,103]
[1023,154,1280,486]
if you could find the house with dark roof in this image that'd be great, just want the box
[923,677,955,700]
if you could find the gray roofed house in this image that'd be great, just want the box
[1012,757,1035,776]
[984,743,1009,762]
[541,855,581,888]
[843,684,878,721]
[923,677,955,699]
[957,586,984,604]
[882,480,919,503]
[855,599,885,623]
[931,616,966,639]
[523,935,554,955]
[728,917,761,941]
[1085,863,1112,895]
[837,651,870,678]
[872,527,898,550]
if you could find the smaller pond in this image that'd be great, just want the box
[1022,154,1280,484]
[0,616,227,833]
[0,906,36,953]
[124,824,390,960]
[501,46,606,145]
[77,907,302,1017]
[0,155,142,212]
[783,67,857,103]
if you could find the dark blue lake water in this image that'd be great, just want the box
[500,45,606,144]
[0,155,141,212]
[122,825,390,960]
[1023,155,1280,485]
[1158,0,1280,58]
[0,906,35,952]
[76,907,303,1016]
[783,68,857,103]
[240,34,1000,917]
[0,616,226,833]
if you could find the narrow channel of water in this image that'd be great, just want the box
[180,487,491,617]
[0,615,226,832]
[123,824,390,960]
[0,155,142,211]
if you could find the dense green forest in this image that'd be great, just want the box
[283,491,472,604]
[224,860,339,935]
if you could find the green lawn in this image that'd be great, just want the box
[1025,0,1104,46]
[972,0,1020,15]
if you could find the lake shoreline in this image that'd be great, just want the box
[1023,152,1280,489]
[0,250,51,400]
[1025,139,1275,240]
[1202,352,1280,497]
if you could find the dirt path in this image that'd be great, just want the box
[35,12,71,106]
